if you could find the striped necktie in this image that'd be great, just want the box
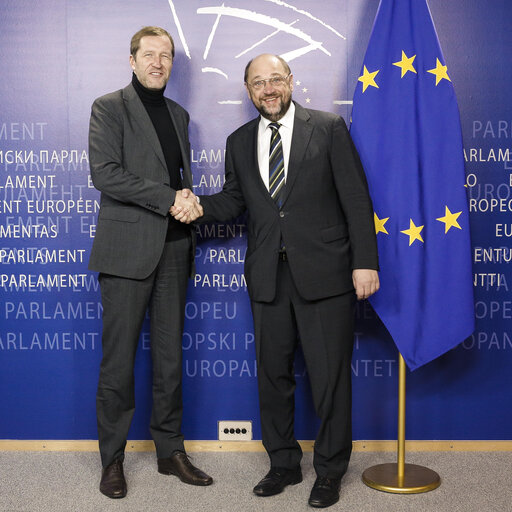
[268,122,285,206]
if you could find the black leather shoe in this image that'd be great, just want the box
[99,459,127,499]
[308,476,341,508]
[158,451,213,486]
[253,467,303,497]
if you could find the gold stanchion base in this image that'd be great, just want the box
[362,463,441,494]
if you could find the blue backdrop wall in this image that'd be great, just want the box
[1,0,511,442]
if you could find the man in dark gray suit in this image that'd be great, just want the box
[88,26,211,499]
[173,54,379,508]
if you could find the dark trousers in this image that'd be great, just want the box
[251,259,355,479]
[96,235,191,467]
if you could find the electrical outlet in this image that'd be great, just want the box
[218,420,252,441]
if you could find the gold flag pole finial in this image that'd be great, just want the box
[362,353,441,494]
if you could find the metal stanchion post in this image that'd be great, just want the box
[362,353,441,494]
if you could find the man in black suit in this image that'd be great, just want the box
[173,54,379,508]
[88,26,211,499]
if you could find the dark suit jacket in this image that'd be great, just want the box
[88,83,195,279]
[200,102,378,302]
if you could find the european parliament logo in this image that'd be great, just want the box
[166,0,346,107]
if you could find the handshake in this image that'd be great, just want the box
[169,188,203,224]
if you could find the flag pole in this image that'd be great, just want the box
[362,352,441,493]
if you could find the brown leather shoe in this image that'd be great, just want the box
[157,451,213,486]
[99,459,127,499]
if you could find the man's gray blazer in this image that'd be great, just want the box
[88,83,195,279]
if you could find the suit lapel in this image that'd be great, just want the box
[281,102,313,206]
[244,119,277,208]
[123,84,168,174]
[166,99,193,189]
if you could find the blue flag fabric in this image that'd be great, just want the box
[350,0,474,370]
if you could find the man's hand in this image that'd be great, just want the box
[169,188,203,223]
[352,269,380,300]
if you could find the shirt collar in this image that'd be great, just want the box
[259,101,295,131]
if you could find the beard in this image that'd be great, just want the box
[254,93,292,122]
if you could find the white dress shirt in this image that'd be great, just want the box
[257,102,295,190]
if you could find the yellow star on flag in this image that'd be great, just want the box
[436,206,462,233]
[358,65,379,92]
[427,58,451,85]
[393,51,417,77]
[401,219,424,245]
[374,212,389,234]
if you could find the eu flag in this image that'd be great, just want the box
[350,0,474,370]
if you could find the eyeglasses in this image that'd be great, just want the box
[247,74,291,90]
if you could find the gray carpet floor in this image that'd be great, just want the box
[0,451,510,512]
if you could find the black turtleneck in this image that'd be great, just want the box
[132,73,190,241]
[132,73,183,192]
[132,73,189,240]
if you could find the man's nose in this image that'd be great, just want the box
[263,80,275,94]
